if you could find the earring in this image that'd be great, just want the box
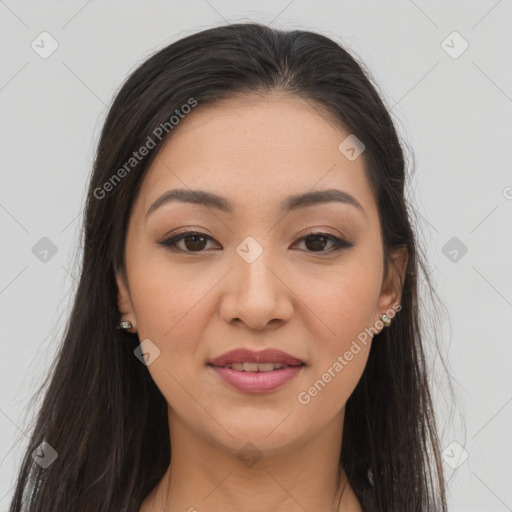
[117,320,133,330]
[380,314,392,328]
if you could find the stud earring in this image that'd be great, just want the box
[380,314,392,327]
[117,320,133,330]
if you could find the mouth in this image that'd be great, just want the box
[209,362,304,372]
[207,348,305,393]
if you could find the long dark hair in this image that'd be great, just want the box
[9,22,452,511]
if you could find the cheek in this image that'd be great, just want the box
[298,348,370,419]
[127,249,215,341]
[294,259,380,409]
[126,256,214,418]
[299,256,382,342]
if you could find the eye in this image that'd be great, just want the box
[292,231,354,253]
[158,231,219,252]
[158,230,353,254]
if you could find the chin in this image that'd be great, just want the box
[211,416,304,452]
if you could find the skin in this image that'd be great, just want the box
[115,92,408,512]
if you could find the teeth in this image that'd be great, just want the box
[222,362,289,372]
[243,362,259,372]
[257,363,276,372]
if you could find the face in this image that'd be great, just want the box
[115,92,407,455]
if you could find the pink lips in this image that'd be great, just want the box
[209,348,304,367]
[208,348,305,394]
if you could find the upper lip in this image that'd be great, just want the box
[208,348,304,366]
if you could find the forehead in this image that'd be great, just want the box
[135,93,377,221]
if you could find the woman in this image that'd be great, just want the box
[10,22,449,511]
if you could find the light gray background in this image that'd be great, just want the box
[1,1,511,510]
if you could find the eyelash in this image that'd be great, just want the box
[158,230,353,254]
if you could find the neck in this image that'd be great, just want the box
[140,407,363,512]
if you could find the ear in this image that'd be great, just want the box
[376,246,408,320]
[115,265,137,333]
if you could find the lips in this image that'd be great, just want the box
[208,348,305,393]
[208,348,304,367]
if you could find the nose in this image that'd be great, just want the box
[219,250,294,331]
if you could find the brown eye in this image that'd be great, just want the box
[181,234,208,251]
[303,234,330,251]
[159,231,218,252]
[293,232,353,253]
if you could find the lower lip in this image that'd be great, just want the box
[209,365,304,393]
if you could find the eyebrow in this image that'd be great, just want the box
[146,187,365,218]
